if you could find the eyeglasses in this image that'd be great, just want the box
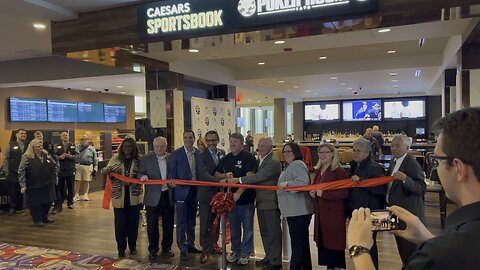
[205,139,218,142]
[318,151,333,155]
[282,150,293,154]
[428,155,450,167]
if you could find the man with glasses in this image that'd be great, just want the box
[195,130,225,263]
[74,135,98,202]
[348,107,480,270]
[347,138,387,269]
[387,134,426,265]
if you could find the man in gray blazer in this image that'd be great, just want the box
[196,130,226,264]
[228,137,283,270]
[387,134,426,265]
[138,136,175,259]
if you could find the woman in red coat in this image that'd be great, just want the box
[310,143,349,270]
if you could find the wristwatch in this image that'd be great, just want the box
[349,245,370,258]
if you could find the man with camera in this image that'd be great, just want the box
[348,107,480,270]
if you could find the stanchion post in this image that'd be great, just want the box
[220,213,227,270]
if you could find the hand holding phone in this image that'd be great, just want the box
[371,210,404,231]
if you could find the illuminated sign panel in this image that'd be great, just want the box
[138,0,379,39]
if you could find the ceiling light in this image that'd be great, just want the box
[330,76,338,80]
[278,80,285,83]
[319,56,327,60]
[121,91,127,94]
[258,62,265,65]
[257,100,261,103]
[378,28,391,33]
[394,85,399,88]
[33,23,46,29]
[306,90,311,93]
[389,72,397,76]
[415,69,421,77]
[85,88,92,91]
[392,79,399,82]
[293,85,299,88]
[347,87,353,90]
[116,85,124,88]
[188,49,199,53]
[418,38,426,47]
[387,50,397,54]
[248,99,252,102]
[274,40,285,45]
[340,82,346,86]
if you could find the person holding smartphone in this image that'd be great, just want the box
[347,107,480,270]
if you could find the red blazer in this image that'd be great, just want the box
[313,166,349,250]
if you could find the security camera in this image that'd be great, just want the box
[353,91,358,95]
[104,88,109,92]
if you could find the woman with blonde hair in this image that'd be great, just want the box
[18,139,57,227]
[310,143,349,270]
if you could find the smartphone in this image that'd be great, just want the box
[371,210,401,231]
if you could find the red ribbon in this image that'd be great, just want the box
[102,173,394,209]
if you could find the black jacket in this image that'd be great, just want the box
[347,157,387,214]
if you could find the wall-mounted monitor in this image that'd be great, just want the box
[304,102,340,122]
[104,104,126,123]
[47,99,78,122]
[342,99,382,121]
[78,102,104,122]
[9,97,47,122]
[384,99,426,120]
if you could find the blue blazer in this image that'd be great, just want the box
[168,146,199,201]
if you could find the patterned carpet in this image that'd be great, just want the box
[0,242,202,270]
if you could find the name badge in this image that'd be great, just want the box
[47,159,51,163]
[57,146,62,149]
[13,146,19,150]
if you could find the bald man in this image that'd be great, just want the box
[74,135,98,202]
[53,132,78,211]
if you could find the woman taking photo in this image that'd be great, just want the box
[277,143,314,270]
[310,144,349,270]
[18,139,57,227]
[102,136,143,258]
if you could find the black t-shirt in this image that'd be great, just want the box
[215,150,257,205]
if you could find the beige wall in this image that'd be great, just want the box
[0,86,135,151]
[470,69,480,107]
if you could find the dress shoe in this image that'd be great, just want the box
[8,208,16,216]
[180,251,188,261]
[149,252,158,259]
[162,249,175,257]
[200,253,209,264]
[264,264,282,270]
[130,249,137,255]
[42,218,55,223]
[255,258,270,267]
[188,246,202,254]
[34,221,45,227]
[52,207,62,214]
[118,251,126,258]
[67,204,74,209]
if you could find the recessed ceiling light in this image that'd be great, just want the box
[274,40,285,45]
[394,85,399,88]
[389,72,398,76]
[257,100,261,103]
[378,28,391,33]
[340,82,346,86]
[293,85,299,88]
[248,99,252,102]
[188,49,199,53]
[85,87,92,91]
[121,91,127,94]
[278,80,285,83]
[330,76,338,80]
[392,79,399,82]
[306,90,311,93]
[258,62,265,65]
[415,69,422,77]
[319,56,327,60]
[347,87,353,90]
[116,85,124,88]
[33,23,46,29]
[387,50,397,54]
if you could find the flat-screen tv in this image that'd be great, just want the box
[304,102,340,122]
[47,99,78,122]
[10,97,47,122]
[78,102,104,122]
[104,104,126,123]
[343,99,382,121]
[384,99,426,120]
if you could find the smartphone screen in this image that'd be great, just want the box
[371,210,400,231]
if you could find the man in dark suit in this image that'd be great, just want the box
[387,134,426,265]
[138,136,175,259]
[228,137,283,270]
[168,131,201,261]
[196,130,225,264]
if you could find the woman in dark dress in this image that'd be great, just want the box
[310,143,349,270]
[102,136,143,258]
[18,139,57,227]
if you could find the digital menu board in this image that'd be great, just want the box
[48,99,78,122]
[104,104,126,123]
[10,97,47,122]
[78,102,104,122]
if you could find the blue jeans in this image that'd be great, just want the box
[229,203,255,257]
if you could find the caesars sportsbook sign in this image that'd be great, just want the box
[137,0,379,39]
